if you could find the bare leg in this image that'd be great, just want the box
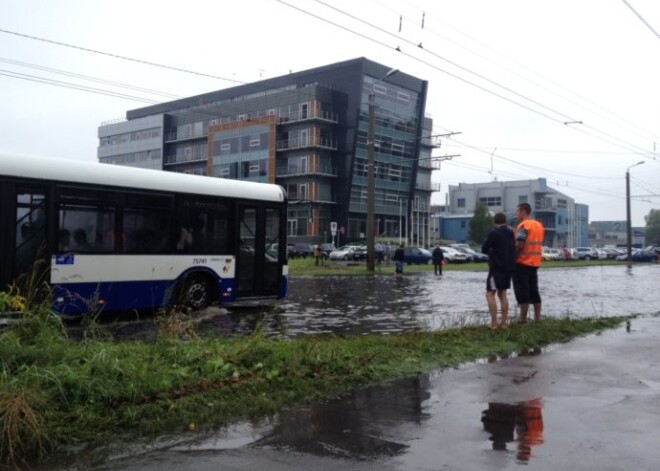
[486,291,498,329]
[497,290,509,327]
[519,303,529,323]
[533,303,541,322]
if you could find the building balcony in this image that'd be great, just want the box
[420,135,441,148]
[163,155,208,166]
[276,137,338,151]
[164,132,209,143]
[279,109,339,125]
[276,165,337,177]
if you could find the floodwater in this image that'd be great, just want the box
[39,265,660,470]
[99,264,660,341]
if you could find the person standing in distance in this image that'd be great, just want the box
[512,203,545,323]
[392,243,405,277]
[481,212,515,329]
[432,244,445,276]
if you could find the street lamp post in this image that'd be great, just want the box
[367,68,398,272]
[626,160,645,267]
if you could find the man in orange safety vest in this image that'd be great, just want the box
[513,203,545,323]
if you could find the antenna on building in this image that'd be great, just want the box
[489,147,496,179]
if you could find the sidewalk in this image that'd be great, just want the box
[83,315,660,470]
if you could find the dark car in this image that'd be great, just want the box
[403,247,433,265]
[351,246,368,261]
[287,243,313,259]
[319,243,337,259]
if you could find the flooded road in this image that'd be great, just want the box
[100,264,660,341]
[208,264,660,337]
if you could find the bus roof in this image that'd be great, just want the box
[0,153,286,202]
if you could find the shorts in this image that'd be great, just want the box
[486,269,512,291]
[513,264,541,304]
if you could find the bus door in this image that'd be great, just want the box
[236,205,283,298]
[11,184,49,288]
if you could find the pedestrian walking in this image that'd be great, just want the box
[512,203,545,323]
[313,244,322,266]
[481,212,515,329]
[375,242,384,267]
[392,243,405,276]
[432,244,445,276]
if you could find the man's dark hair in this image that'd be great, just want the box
[493,212,507,225]
[517,202,532,215]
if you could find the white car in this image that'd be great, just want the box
[440,246,469,263]
[542,247,563,261]
[329,245,360,261]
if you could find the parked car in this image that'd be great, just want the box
[403,247,433,264]
[574,247,599,260]
[559,247,573,260]
[616,249,658,262]
[319,243,337,259]
[351,245,368,261]
[329,245,360,261]
[287,243,313,259]
[463,247,489,262]
[440,246,470,263]
[542,247,564,261]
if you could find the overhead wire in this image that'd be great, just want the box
[0,28,242,84]
[295,0,658,158]
[392,0,660,146]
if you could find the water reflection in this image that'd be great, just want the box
[481,398,544,461]
[252,375,431,459]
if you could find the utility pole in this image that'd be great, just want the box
[626,161,644,268]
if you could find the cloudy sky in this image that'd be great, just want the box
[1,0,659,226]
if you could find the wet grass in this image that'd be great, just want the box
[0,308,624,467]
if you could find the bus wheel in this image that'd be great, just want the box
[182,275,212,311]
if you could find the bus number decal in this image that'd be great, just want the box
[193,258,207,265]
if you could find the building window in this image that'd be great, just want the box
[397,91,410,102]
[479,196,502,207]
[373,83,387,95]
[557,198,567,209]
[457,198,466,208]
[249,139,260,147]
[518,195,528,203]
[460,221,466,228]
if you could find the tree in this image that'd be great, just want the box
[469,202,492,244]
[645,209,660,245]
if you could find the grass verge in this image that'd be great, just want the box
[0,312,624,467]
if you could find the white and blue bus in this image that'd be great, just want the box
[0,154,288,316]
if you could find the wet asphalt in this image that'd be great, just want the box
[70,315,660,471]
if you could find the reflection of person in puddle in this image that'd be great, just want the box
[515,399,544,461]
[481,399,544,460]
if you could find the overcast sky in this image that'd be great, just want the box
[1,0,659,226]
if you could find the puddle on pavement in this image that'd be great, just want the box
[481,399,544,462]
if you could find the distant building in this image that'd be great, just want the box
[97,57,438,245]
[590,221,645,248]
[431,178,589,246]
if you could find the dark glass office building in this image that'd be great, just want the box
[98,57,437,245]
